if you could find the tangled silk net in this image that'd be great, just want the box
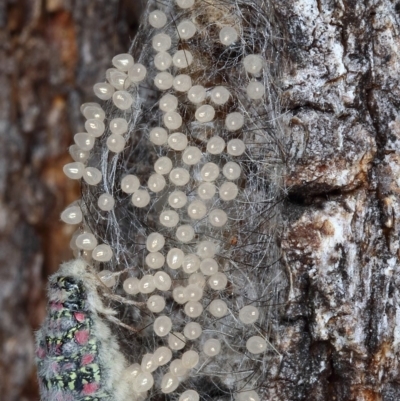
[36,0,289,400]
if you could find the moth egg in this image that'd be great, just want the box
[150,127,168,145]
[239,305,260,324]
[154,157,173,175]
[132,190,150,208]
[69,145,89,163]
[98,270,116,287]
[123,277,140,295]
[188,85,206,103]
[203,339,221,356]
[177,20,196,40]
[227,139,246,156]
[200,162,220,182]
[133,372,154,392]
[167,248,185,269]
[168,132,188,151]
[208,299,228,317]
[161,373,180,394]
[112,90,132,110]
[74,133,94,151]
[154,271,172,291]
[83,167,102,186]
[159,210,180,227]
[209,209,228,227]
[219,182,238,201]
[208,272,228,290]
[197,182,216,200]
[124,363,142,379]
[146,233,165,252]
[185,284,203,302]
[153,316,172,337]
[61,206,82,224]
[149,10,167,28]
[246,336,267,354]
[207,136,225,154]
[128,63,147,82]
[184,301,203,318]
[173,50,193,68]
[188,272,206,287]
[173,286,188,304]
[164,111,182,129]
[200,258,218,275]
[145,252,165,269]
[168,190,187,208]
[173,74,192,92]
[196,240,216,259]
[87,196,107,225]
[181,351,200,369]
[63,161,83,186]
[93,82,114,100]
[92,244,113,262]
[236,391,260,401]
[159,94,178,112]
[183,322,202,340]
[139,275,156,294]
[110,118,128,135]
[223,162,241,180]
[176,224,195,243]
[82,104,105,120]
[148,173,166,193]
[225,112,244,131]
[219,26,238,46]
[176,0,194,9]
[182,146,202,165]
[182,253,201,274]
[112,53,134,71]
[170,359,188,377]
[154,52,172,71]
[107,134,126,153]
[180,390,200,401]
[153,346,172,366]
[108,69,128,90]
[243,54,263,74]
[169,168,190,186]
[195,105,215,123]
[210,86,230,105]
[187,200,207,220]
[154,72,174,90]
[141,354,158,373]
[168,332,186,350]
[152,33,172,52]
[85,119,105,137]
[121,175,140,194]
[246,81,265,99]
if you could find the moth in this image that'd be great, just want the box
[35,259,130,401]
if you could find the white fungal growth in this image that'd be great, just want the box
[56,0,286,400]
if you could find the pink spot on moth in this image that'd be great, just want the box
[50,361,60,373]
[36,347,46,359]
[82,382,99,395]
[75,330,89,344]
[50,302,63,311]
[74,312,85,322]
[81,354,95,365]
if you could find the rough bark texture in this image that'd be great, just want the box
[276,1,400,400]
[0,1,141,400]
[2,0,400,400]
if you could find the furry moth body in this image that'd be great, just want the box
[35,260,129,401]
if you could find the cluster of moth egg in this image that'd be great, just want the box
[60,0,268,400]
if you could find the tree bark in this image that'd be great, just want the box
[276,1,400,400]
[0,1,141,400]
